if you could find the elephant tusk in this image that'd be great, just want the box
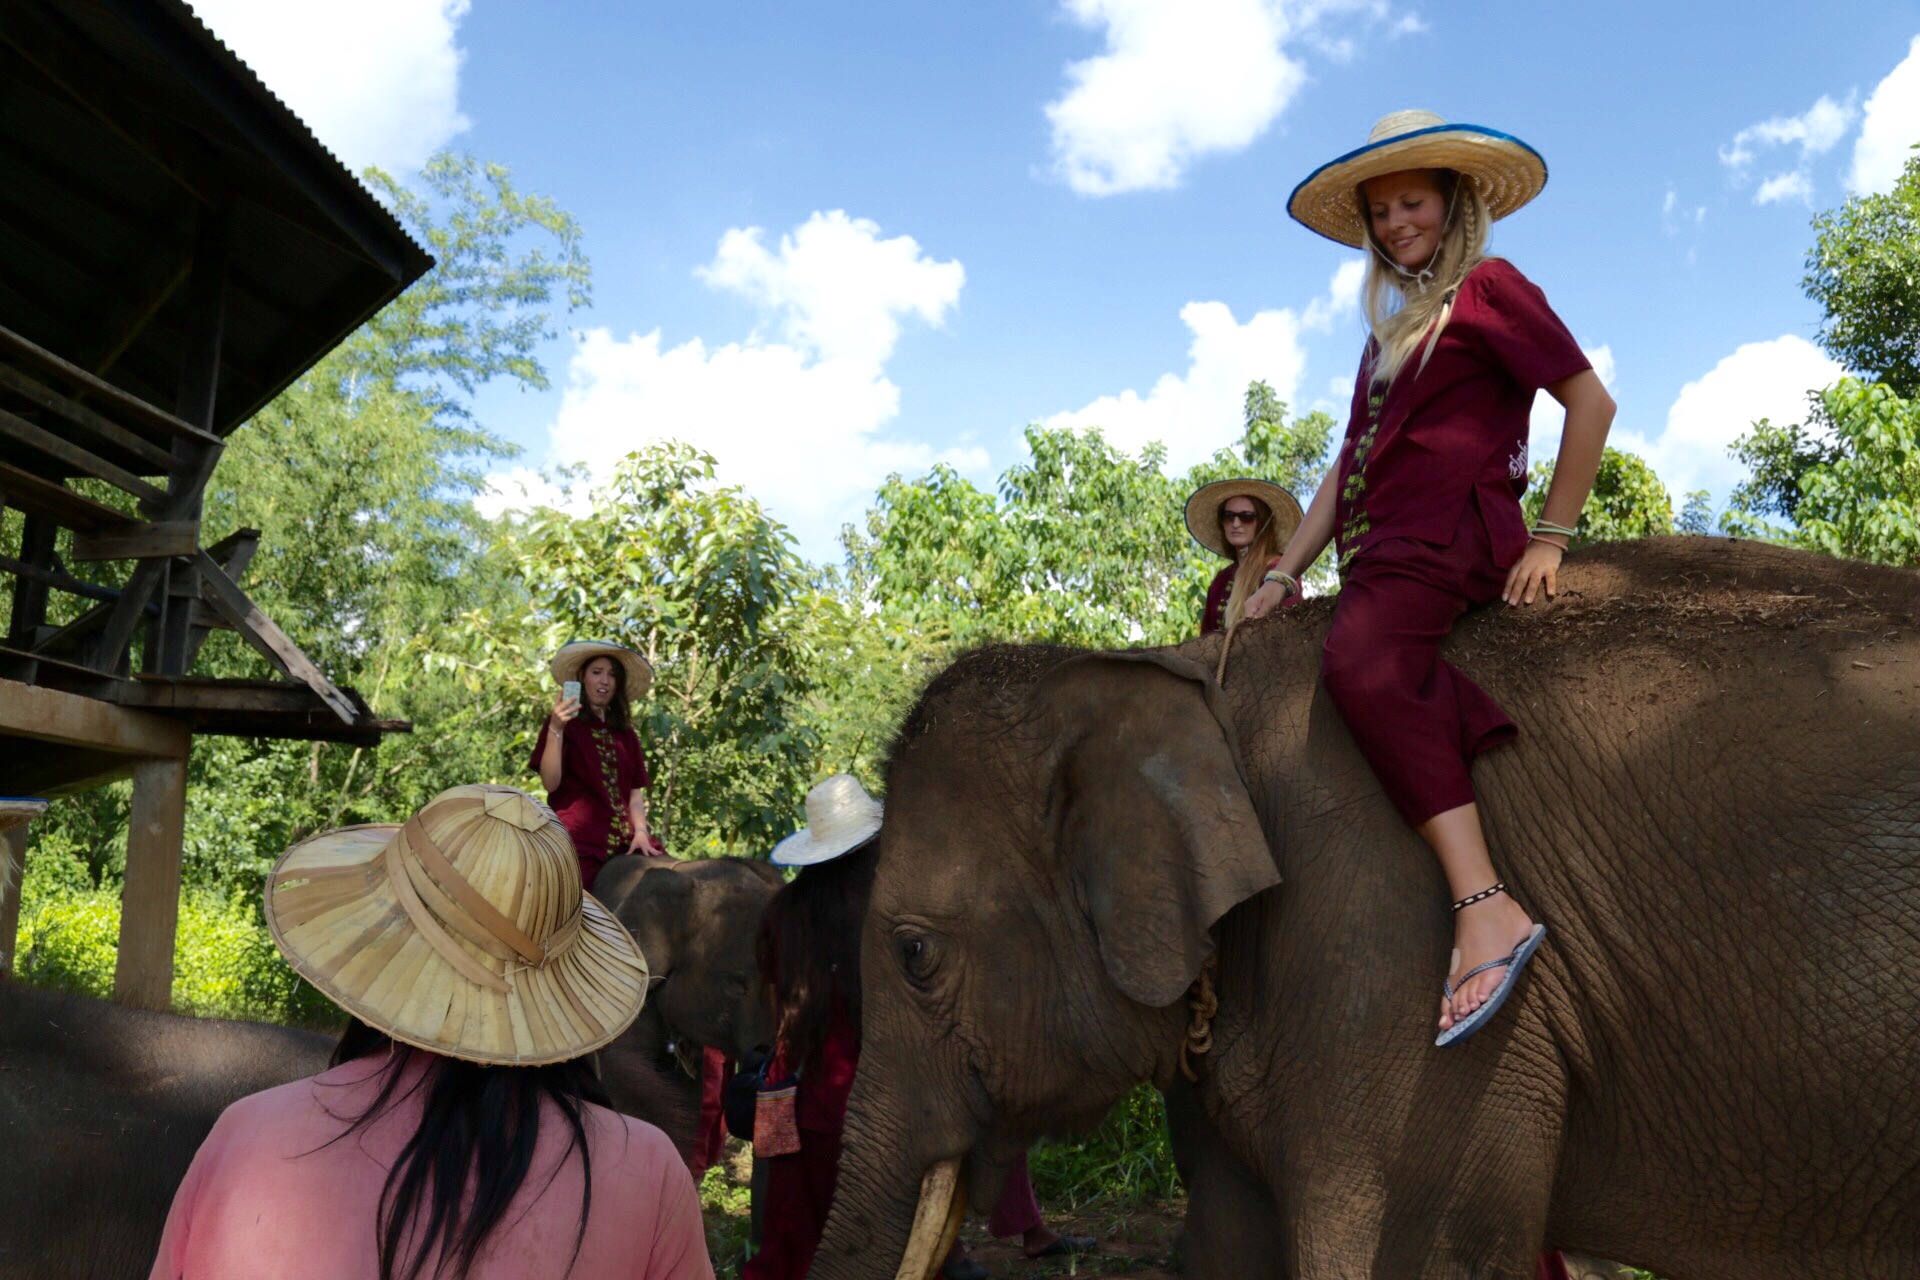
[893,1158,965,1280]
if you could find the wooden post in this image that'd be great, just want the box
[113,755,187,1009]
[0,812,36,978]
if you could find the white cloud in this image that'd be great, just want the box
[190,0,472,173]
[519,212,974,559]
[1754,171,1815,206]
[1043,0,1393,196]
[1388,12,1429,36]
[1849,35,1920,194]
[1614,335,1844,501]
[475,468,588,521]
[1719,93,1856,207]
[1041,259,1363,470]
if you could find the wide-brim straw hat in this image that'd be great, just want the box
[1185,479,1304,559]
[771,774,883,868]
[264,784,650,1066]
[550,641,652,699]
[1288,109,1548,248]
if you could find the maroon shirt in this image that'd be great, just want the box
[1201,563,1234,635]
[1335,258,1589,572]
[528,713,650,863]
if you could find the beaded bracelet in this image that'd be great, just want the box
[1262,569,1300,597]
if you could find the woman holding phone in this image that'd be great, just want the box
[533,641,662,891]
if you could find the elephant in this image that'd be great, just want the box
[0,976,694,1278]
[594,852,785,1071]
[808,538,1920,1280]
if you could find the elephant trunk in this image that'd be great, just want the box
[811,1085,969,1280]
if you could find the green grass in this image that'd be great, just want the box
[1029,1085,1181,1210]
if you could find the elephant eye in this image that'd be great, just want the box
[893,933,936,987]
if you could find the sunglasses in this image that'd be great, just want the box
[1220,509,1262,526]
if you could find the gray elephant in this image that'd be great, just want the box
[809,539,1920,1280]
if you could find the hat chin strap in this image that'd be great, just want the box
[1366,179,1462,294]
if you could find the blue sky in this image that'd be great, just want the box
[194,0,1920,559]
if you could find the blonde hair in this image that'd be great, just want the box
[1222,498,1286,628]
[1360,169,1491,388]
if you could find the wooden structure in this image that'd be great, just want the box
[0,0,433,1006]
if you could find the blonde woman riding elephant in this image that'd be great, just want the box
[806,540,1920,1280]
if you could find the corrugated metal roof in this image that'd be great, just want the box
[0,0,436,442]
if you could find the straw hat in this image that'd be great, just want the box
[1288,109,1548,248]
[263,784,650,1066]
[1184,478,1304,559]
[550,641,652,699]
[771,774,883,868]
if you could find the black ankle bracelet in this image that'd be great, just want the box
[1452,882,1507,912]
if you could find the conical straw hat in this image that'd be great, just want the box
[1288,109,1548,248]
[771,774,883,867]
[1184,478,1304,559]
[263,784,649,1066]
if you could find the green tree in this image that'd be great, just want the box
[1804,144,1920,398]
[1724,378,1919,567]
[458,444,826,854]
[1522,447,1676,542]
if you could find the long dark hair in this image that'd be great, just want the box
[582,657,631,734]
[323,1019,613,1280]
[759,843,876,1071]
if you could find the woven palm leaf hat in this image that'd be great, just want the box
[264,784,650,1065]
[1184,479,1304,559]
[771,774,883,868]
[551,641,653,699]
[1287,109,1548,248]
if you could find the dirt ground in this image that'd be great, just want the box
[953,1200,1186,1278]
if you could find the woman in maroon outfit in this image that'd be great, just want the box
[1247,111,1616,1047]
[1187,478,1303,636]
[532,641,663,892]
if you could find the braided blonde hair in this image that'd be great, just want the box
[1360,169,1491,388]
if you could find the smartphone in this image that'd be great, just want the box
[562,680,581,703]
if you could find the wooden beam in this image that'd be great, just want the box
[0,801,44,977]
[0,362,179,472]
[0,404,168,505]
[0,675,188,757]
[178,528,257,671]
[5,512,56,645]
[0,324,215,447]
[113,756,186,1010]
[0,552,123,605]
[0,460,138,531]
[70,522,198,563]
[194,552,357,725]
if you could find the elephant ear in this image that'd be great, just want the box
[611,861,691,983]
[1039,651,1279,1009]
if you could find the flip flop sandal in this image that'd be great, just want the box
[1026,1234,1097,1259]
[1434,882,1548,1048]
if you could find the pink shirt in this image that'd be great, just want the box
[150,1054,712,1280]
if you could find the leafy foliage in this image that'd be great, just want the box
[447,444,826,854]
[1724,379,1920,566]
[1029,1085,1182,1209]
[1522,447,1676,542]
[1804,144,1920,398]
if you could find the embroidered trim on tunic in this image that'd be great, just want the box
[1338,388,1386,572]
[590,722,631,851]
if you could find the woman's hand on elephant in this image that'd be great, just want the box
[1243,581,1288,620]
[1502,539,1563,606]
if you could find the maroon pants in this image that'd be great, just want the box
[988,1151,1044,1238]
[1322,501,1517,827]
[743,1128,842,1280]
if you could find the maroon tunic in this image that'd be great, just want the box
[1323,258,1589,827]
[1334,257,1590,573]
[527,713,650,891]
[1200,563,1234,635]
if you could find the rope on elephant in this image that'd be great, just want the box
[1214,619,1240,688]
[1179,957,1219,1082]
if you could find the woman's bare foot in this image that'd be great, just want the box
[1436,892,1536,1032]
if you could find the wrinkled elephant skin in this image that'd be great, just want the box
[810,540,1920,1280]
